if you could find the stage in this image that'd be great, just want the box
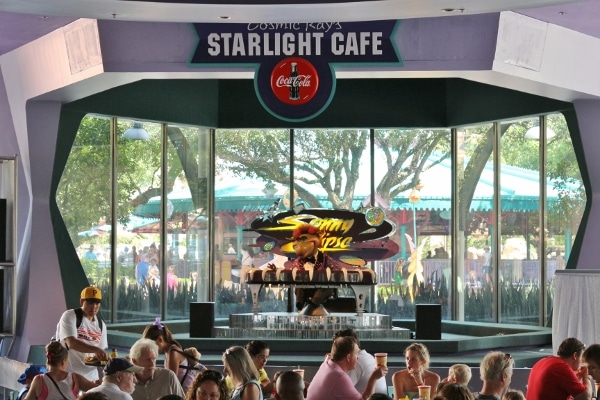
[105,318,552,368]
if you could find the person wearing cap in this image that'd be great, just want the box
[17,365,47,400]
[85,358,143,400]
[129,338,185,400]
[55,286,109,381]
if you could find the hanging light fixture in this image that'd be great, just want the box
[524,124,556,140]
[123,121,149,140]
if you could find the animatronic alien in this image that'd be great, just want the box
[288,224,337,315]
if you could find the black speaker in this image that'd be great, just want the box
[0,199,6,261]
[0,269,3,331]
[415,304,442,340]
[189,302,215,338]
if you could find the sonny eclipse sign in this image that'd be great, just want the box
[190,21,402,122]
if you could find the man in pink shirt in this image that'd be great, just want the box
[306,336,387,400]
[526,338,592,400]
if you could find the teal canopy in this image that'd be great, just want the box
[133,157,579,217]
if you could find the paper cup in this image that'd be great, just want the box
[293,369,304,379]
[374,353,388,367]
[418,385,431,400]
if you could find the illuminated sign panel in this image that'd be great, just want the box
[190,21,402,121]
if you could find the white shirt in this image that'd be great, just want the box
[87,381,134,400]
[346,349,388,394]
[56,308,108,381]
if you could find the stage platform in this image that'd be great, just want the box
[104,318,552,369]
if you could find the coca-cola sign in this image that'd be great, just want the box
[270,58,319,106]
[190,20,400,121]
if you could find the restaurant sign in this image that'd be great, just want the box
[190,21,402,121]
[247,208,399,263]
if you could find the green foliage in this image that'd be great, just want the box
[56,117,111,245]
[57,117,199,246]
[216,128,451,210]
[81,258,110,283]
[500,116,585,234]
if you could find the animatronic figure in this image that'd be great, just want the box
[288,224,338,315]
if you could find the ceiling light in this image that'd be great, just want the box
[442,8,465,13]
[219,16,231,20]
[525,125,556,140]
[123,122,149,140]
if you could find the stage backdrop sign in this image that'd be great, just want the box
[190,21,402,121]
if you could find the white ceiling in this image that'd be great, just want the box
[0,0,588,23]
[0,0,599,56]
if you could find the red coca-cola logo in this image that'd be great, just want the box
[270,57,319,106]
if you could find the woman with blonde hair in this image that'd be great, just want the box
[392,343,441,399]
[24,341,97,400]
[245,340,275,396]
[222,346,262,400]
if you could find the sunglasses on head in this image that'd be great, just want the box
[202,369,224,381]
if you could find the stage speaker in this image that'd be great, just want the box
[0,199,6,261]
[189,302,215,338]
[416,304,442,340]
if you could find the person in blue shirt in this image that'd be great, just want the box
[84,245,97,261]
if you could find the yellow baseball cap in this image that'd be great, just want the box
[80,286,102,302]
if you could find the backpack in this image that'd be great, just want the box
[53,308,104,344]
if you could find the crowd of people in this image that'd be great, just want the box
[16,285,600,400]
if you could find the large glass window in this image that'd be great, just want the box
[59,117,211,323]
[58,114,585,326]
[456,123,495,322]
[57,115,112,314]
[373,129,452,320]
[213,129,291,317]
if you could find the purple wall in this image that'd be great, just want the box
[0,16,597,362]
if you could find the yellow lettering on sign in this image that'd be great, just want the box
[312,218,354,234]
[321,236,352,249]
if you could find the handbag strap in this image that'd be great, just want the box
[171,347,201,364]
[45,373,71,400]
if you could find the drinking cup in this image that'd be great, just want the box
[418,385,431,400]
[374,353,388,367]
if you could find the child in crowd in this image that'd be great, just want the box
[17,365,47,400]
[446,364,472,386]
[502,389,525,400]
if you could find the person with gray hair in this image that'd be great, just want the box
[474,351,513,400]
[129,338,185,400]
[526,337,591,400]
[275,370,305,400]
